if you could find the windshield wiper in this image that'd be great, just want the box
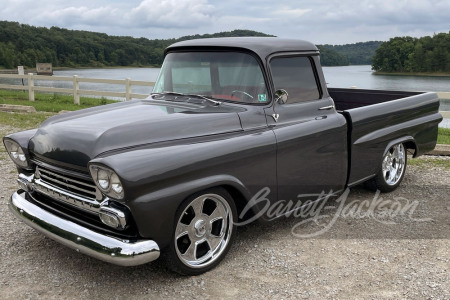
[151,92,221,106]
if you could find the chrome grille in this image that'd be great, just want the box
[33,165,103,214]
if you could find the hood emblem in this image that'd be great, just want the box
[272,114,280,122]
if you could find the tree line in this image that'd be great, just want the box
[0,20,382,69]
[0,21,277,69]
[321,41,383,65]
[372,32,450,73]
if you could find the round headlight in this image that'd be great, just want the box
[18,147,27,162]
[97,169,110,190]
[4,139,30,168]
[111,173,123,194]
[11,144,19,159]
[89,164,124,200]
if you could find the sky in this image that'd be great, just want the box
[1,0,449,45]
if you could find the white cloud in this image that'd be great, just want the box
[126,0,215,28]
[274,7,311,16]
[35,6,122,27]
[0,0,448,44]
[2,0,215,29]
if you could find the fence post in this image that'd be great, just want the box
[125,78,131,101]
[28,73,35,101]
[73,75,80,105]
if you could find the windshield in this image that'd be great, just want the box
[153,52,269,104]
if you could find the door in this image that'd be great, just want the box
[266,55,348,203]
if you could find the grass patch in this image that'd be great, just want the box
[409,157,450,169]
[437,127,450,145]
[0,89,117,112]
[1,89,449,146]
[0,111,54,130]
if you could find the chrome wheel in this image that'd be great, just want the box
[174,193,233,268]
[382,143,406,186]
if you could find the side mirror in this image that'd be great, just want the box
[274,89,288,105]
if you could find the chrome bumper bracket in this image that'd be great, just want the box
[9,191,160,266]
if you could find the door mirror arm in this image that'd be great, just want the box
[271,89,288,122]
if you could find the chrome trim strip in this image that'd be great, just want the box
[9,191,160,267]
[33,179,102,214]
[100,206,127,229]
[318,105,335,110]
[17,173,34,192]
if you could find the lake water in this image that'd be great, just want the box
[50,65,450,91]
[1,65,449,126]
[54,65,450,107]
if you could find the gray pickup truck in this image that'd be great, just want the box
[4,37,442,275]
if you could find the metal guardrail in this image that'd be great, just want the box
[0,73,155,104]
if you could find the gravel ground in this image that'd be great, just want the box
[0,128,449,299]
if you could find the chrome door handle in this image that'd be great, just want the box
[318,105,334,110]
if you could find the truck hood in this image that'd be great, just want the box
[29,100,243,168]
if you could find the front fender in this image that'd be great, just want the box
[129,175,252,249]
[90,129,277,249]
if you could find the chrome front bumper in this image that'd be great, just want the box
[9,191,160,266]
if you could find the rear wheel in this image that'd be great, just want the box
[365,143,407,192]
[167,188,236,275]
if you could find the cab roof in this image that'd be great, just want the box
[166,37,319,60]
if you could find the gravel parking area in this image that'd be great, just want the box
[0,130,449,299]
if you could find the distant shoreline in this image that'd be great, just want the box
[0,65,161,74]
[373,71,450,77]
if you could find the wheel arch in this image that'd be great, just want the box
[128,174,259,248]
[218,184,255,221]
[375,136,413,175]
[382,136,416,157]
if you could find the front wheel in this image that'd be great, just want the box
[365,143,407,192]
[167,188,236,275]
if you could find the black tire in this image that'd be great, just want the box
[364,143,407,193]
[166,187,237,275]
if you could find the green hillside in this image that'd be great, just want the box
[0,21,273,69]
[317,45,349,66]
[0,20,377,69]
[320,41,383,65]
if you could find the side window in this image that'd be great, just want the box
[270,56,320,104]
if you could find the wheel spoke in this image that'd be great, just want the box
[175,222,190,239]
[387,168,394,182]
[392,146,399,158]
[207,235,223,251]
[190,197,205,217]
[182,242,197,261]
[398,147,405,162]
[388,149,394,158]
[208,203,227,223]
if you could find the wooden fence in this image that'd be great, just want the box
[0,73,449,105]
[0,73,155,104]
[437,92,450,100]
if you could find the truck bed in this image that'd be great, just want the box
[329,88,423,111]
[329,88,442,186]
